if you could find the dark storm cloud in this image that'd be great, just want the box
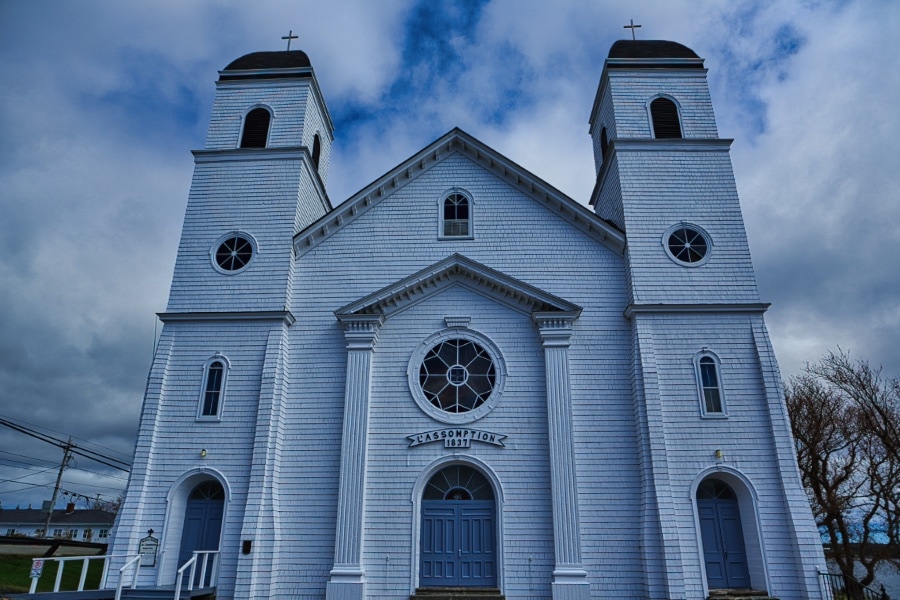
[0,0,898,511]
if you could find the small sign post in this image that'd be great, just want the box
[29,559,44,593]
[139,530,159,568]
[30,559,44,579]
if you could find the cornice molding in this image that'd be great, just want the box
[193,147,305,161]
[191,146,332,212]
[294,129,625,258]
[590,138,733,206]
[335,253,582,321]
[157,311,296,325]
[623,303,770,319]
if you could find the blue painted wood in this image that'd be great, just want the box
[421,500,496,587]
[178,496,223,585]
[698,497,750,589]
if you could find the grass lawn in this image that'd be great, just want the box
[0,554,105,595]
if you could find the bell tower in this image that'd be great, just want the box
[589,39,759,307]
[166,49,334,314]
[113,49,335,598]
[587,41,824,599]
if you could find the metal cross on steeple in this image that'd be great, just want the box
[282,30,299,51]
[623,19,642,40]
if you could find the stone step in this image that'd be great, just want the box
[708,589,778,600]
[412,587,505,600]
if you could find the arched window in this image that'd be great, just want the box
[441,192,472,238]
[600,126,609,161]
[240,107,271,148]
[312,134,321,171]
[695,353,725,416]
[199,357,228,418]
[650,97,682,139]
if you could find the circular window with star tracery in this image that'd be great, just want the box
[663,223,712,267]
[408,330,506,424]
[211,232,257,274]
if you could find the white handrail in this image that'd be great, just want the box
[28,554,136,594]
[173,550,219,600]
[114,554,143,600]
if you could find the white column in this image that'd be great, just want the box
[326,314,383,600]
[535,312,590,600]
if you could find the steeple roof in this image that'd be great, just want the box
[605,40,704,70]
[224,50,311,70]
[219,50,313,81]
[608,40,700,59]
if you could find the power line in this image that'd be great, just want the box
[0,481,54,494]
[0,413,133,463]
[0,449,60,467]
[0,417,130,471]
[0,466,58,484]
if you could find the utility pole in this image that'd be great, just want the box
[42,437,73,538]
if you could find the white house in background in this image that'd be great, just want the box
[0,506,114,541]
[108,39,826,600]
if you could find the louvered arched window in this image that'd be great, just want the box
[240,107,271,148]
[650,97,682,139]
[600,126,609,161]
[440,192,472,238]
[312,134,321,171]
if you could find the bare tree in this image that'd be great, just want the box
[786,349,900,587]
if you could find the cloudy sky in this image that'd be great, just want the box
[1,0,897,511]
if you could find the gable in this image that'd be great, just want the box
[335,254,581,322]
[294,129,625,258]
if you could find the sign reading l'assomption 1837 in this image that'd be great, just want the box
[407,428,506,449]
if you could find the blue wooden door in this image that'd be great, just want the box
[178,482,224,585]
[421,500,496,587]
[698,481,750,589]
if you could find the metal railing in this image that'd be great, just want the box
[819,570,890,600]
[28,553,137,594]
[173,550,219,600]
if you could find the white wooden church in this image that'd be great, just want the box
[109,39,826,600]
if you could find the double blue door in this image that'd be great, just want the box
[178,491,223,585]
[420,500,496,587]
[698,496,750,589]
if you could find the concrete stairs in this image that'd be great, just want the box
[411,587,505,600]
[708,588,779,600]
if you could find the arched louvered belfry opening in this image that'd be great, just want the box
[312,134,321,171]
[240,107,271,148]
[600,126,609,161]
[650,97,682,139]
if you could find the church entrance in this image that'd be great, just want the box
[420,465,497,588]
[697,479,750,589]
[178,480,224,579]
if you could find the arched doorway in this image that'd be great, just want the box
[178,480,224,574]
[420,465,497,588]
[697,478,750,589]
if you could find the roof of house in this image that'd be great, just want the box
[0,508,115,526]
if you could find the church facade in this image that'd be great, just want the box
[109,40,826,600]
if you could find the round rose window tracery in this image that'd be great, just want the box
[408,330,506,424]
[420,339,496,413]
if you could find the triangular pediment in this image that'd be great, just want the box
[294,128,625,258]
[334,254,582,320]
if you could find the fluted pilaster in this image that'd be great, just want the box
[327,314,383,600]
[534,312,590,600]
